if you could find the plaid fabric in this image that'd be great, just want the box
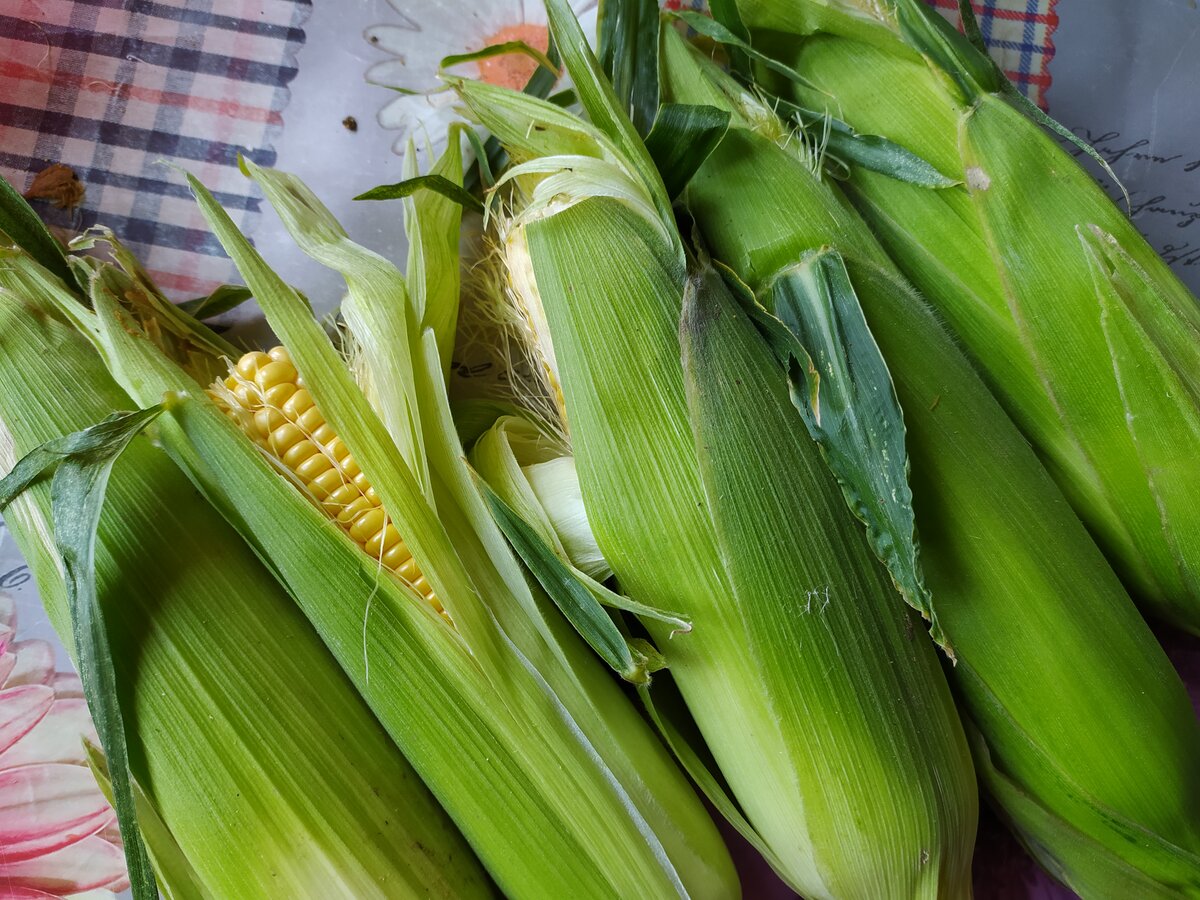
[929,0,1059,108]
[0,0,311,298]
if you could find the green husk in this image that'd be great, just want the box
[661,26,1200,897]
[0,254,491,899]
[744,0,1200,635]
[456,3,978,894]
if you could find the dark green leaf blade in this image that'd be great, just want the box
[178,284,254,319]
[0,174,77,291]
[823,128,958,188]
[645,103,731,200]
[481,481,654,684]
[597,0,661,136]
[894,0,1000,98]
[757,249,946,652]
[670,11,819,92]
[0,406,166,900]
[355,174,484,213]
[543,0,670,215]
[442,41,558,77]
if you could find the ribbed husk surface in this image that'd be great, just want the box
[742,0,1200,637]
[0,272,492,899]
[661,25,1200,899]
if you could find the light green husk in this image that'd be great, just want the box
[454,2,978,896]
[742,0,1200,637]
[12,148,736,895]
[660,24,1200,898]
[0,252,491,900]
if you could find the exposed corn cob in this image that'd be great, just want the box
[454,2,978,896]
[659,25,1200,898]
[0,255,491,899]
[215,347,439,611]
[739,0,1200,635]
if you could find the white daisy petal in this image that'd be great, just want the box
[364,23,422,56]
[377,91,458,136]
[520,0,548,26]
[366,59,438,93]
[392,105,463,157]
[381,0,421,30]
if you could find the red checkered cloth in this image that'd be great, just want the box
[0,0,311,298]
[929,0,1058,108]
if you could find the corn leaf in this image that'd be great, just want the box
[758,248,945,652]
[0,407,165,900]
[177,284,253,320]
[670,10,820,93]
[355,174,482,212]
[636,677,793,887]
[543,0,671,220]
[965,722,1200,898]
[442,40,558,76]
[597,0,661,136]
[1084,227,1200,610]
[644,103,731,200]
[0,173,77,290]
[703,0,753,74]
[451,76,616,164]
[403,138,466,377]
[822,126,958,187]
[893,0,999,98]
[471,417,690,640]
[70,227,238,382]
[239,159,433,505]
[481,482,655,683]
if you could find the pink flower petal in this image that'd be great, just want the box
[0,764,114,863]
[0,834,128,894]
[0,624,14,657]
[0,650,20,689]
[0,684,54,757]
[97,818,123,849]
[5,641,56,688]
[0,698,96,768]
[0,591,15,631]
[0,888,61,899]
[51,673,84,700]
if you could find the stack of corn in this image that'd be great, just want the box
[653,23,1200,897]
[455,1,979,897]
[737,0,1200,635]
[2,0,1199,896]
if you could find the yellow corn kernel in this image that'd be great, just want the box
[214,346,441,611]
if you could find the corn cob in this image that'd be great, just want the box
[0,256,491,899]
[660,25,1200,898]
[215,346,438,611]
[33,157,737,894]
[738,0,1200,635]
[455,2,979,896]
